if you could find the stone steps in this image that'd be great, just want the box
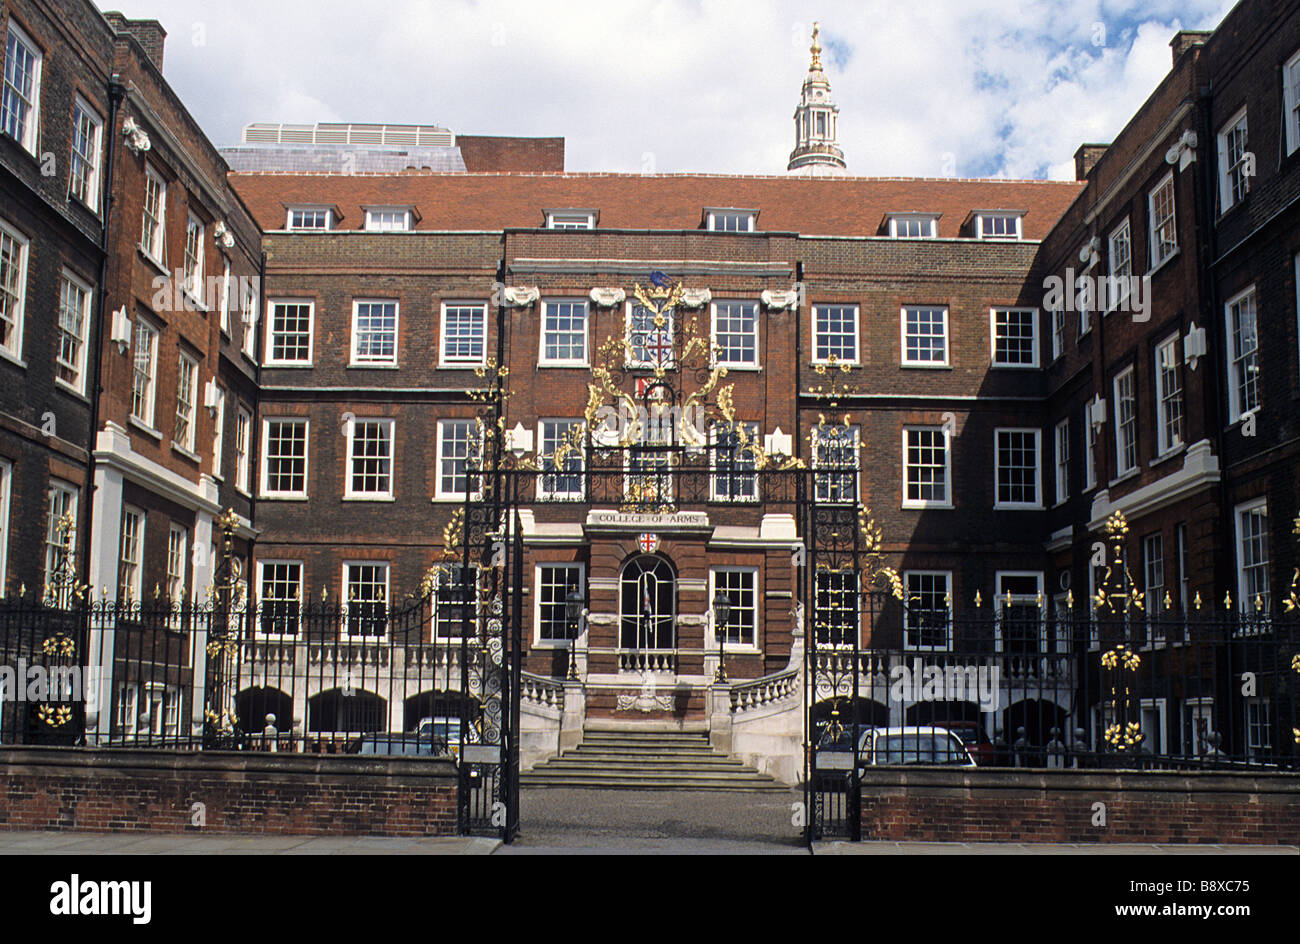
[521,729,789,791]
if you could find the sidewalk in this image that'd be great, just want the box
[814,840,1299,855]
[0,831,500,855]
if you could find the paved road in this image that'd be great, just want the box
[497,786,809,854]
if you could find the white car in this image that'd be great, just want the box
[858,726,978,768]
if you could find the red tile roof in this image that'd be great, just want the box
[228,172,1083,239]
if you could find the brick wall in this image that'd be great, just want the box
[0,747,459,837]
[857,767,1300,844]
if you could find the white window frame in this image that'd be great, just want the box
[537,419,585,501]
[265,299,314,367]
[710,567,759,651]
[1107,218,1132,312]
[439,302,488,367]
[1234,497,1269,615]
[117,682,181,739]
[114,504,144,607]
[342,562,389,640]
[349,299,399,367]
[1216,107,1250,213]
[544,210,596,230]
[993,571,1046,653]
[977,213,1021,240]
[900,306,949,367]
[1112,366,1137,477]
[901,426,951,509]
[234,405,251,494]
[241,280,257,360]
[2,21,41,155]
[173,352,199,454]
[435,418,483,501]
[1244,697,1272,759]
[539,299,589,367]
[260,417,310,499]
[888,215,938,238]
[362,207,411,232]
[165,522,188,609]
[68,95,103,208]
[811,424,860,504]
[1184,697,1215,758]
[1285,49,1300,156]
[993,427,1042,510]
[343,417,395,500]
[710,300,759,368]
[130,317,158,427]
[256,560,303,640]
[533,562,586,646]
[1050,307,1064,361]
[1139,697,1168,755]
[43,481,77,599]
[140,165,167,265]
[705,209,756,232]
[710,421,760,503]
[989,307,1039,368]
[285,206,332,231]
[1224,285,1259,422]
[1154,333,1183,456]
[902,570,952,652]
[55,268,91,395]
[1142,532,1166,646]
[812,304,859,364]
[1148,171,1177,270]
[0,216,30,362]
[1053,419,1069,505]
[218,258,231,335]
[210,384,224,478]
[183,213,205,303]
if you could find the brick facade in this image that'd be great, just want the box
[0,746,458,836]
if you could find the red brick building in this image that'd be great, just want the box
[2,0,1296,776]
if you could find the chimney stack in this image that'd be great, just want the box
[104,12,167,71]
[1073,143,1109,181]
[1169,30,1210,67]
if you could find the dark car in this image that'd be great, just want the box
[938,721,995,766]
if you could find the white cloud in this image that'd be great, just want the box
[107,0,1233,178]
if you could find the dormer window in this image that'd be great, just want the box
[286,207,333,231]
[545,210,597,230]
[975,212,1023,240]
[887,214,939,239]
[705,209,757,233]
[364,207,414,232]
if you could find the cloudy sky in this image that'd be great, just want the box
[106,0,1236,180]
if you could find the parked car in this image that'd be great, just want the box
[356,732,447,756]
[858,726,977,768]
[937,721,995,766]
[417,717,477,758]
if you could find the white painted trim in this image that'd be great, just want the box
[537,298,590,367]
[349,298,400,367]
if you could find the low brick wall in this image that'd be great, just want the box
[0,747,460,837]
[858,768,1300,845]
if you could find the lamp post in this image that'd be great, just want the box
[565,586,583,681]
[713,588,732,683]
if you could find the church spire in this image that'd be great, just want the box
[787,21,847,175]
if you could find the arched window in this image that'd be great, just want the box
[620,556,675,650]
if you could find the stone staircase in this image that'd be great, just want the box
[521,729,789,791]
